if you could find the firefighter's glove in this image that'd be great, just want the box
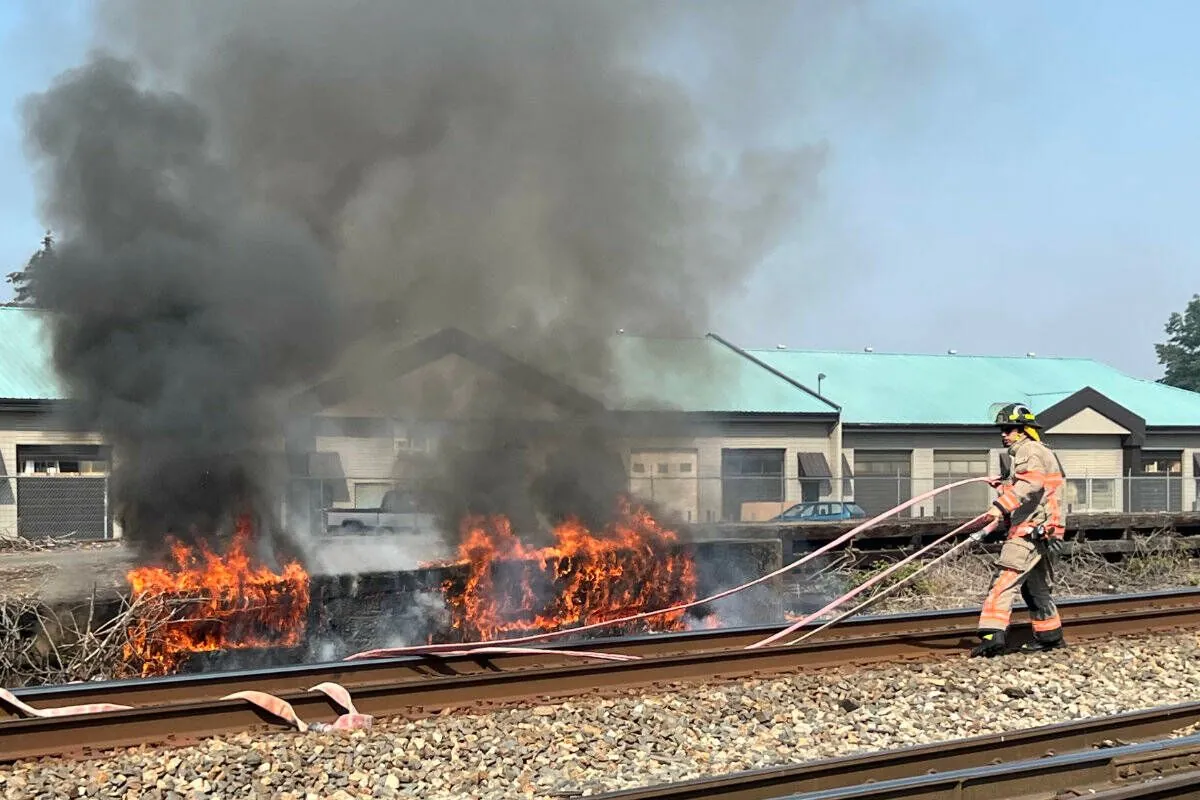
[1043,537,1066,558]
[983,527,1007,544]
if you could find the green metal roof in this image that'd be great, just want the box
[605,335,837,414]
[750,348,1200,427]
[0,307,63,401]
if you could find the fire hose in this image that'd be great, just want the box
[0,479,1013,730]
[345,476,1001,660]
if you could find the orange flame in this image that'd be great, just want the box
[441,497,698,641]
[123,516,310,676]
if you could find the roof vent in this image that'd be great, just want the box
[1026,352,1036,358]
[617,328,626,335]
[863,346,874,353]
[775,344,788,350]
[947,349,958,355]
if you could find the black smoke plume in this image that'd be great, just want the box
[23,1,939,556]
[22,56,341,557]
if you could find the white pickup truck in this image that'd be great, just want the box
[323,489,441,535]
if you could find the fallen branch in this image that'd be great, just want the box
[0,585,181,687]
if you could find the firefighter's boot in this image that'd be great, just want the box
[969,630,1007,657]
[1016,633,1067,653]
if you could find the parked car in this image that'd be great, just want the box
[770,501,869,523]
[323,488,441,535]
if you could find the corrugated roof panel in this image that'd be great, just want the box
[606,335,836,414]
[0,307,63,401]
[752,349,1200,427]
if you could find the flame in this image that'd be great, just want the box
[441,496,698,641]
[123,516,310,676]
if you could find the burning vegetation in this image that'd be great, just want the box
[116,498,696,675]
[439,497,698,641]
[123,516,310,677]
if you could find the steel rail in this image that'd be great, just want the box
[1084,772,1200,799]
[1,589,1198,763]
[590,701,1200,800]
[11,588,1199,717]
[762,733,1200,800]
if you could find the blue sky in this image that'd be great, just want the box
[1,1,1196,379]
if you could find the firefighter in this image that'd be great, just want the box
[971,403,1068,657]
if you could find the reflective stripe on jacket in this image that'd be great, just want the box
[993,437,1066,534]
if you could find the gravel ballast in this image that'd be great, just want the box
[2,630,1198,800]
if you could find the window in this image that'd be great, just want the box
[933,451,989,476]
[657,463,669,474]
[1091,479,1116,510]
[1065,479,1087,510]
[353,482,392,509]
[1141,453,1182,474]
[631,463,646,474]
[20,459,108,476]
[679,463,693,473]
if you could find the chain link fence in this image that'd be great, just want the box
[0,472,1193,543]
[0,475,112,541]
[279,473,1199,539]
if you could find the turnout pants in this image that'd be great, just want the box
[978,533,1063,643]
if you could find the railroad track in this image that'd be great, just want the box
[2,588,1198,764]
[644,731,1200,800]
[590,700,1200,799]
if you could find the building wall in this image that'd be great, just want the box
[842,430,1001,517]
[0,410,107,538]
[620,421,835,523]
[841,428,1137,516]
[1050,434,1124,512]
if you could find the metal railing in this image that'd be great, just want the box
[281,473,1198,534]
[0,472,1193,542]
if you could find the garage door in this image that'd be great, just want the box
[629,450,699,522]
[852,450,912,518]
[933,450,990,516]
[16,445,110,540]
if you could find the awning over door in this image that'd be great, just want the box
[797,452,832,478]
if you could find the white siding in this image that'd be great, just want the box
[1055,448,1122,478]
[1047,408,1130,436]
[313,435,396,509]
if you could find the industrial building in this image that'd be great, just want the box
[3,305,1200,539]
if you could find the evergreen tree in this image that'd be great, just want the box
[1155,293,1200,392]
[4,232,54,307]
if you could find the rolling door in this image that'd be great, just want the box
[16,445,110,540]
[852,450,912,518]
